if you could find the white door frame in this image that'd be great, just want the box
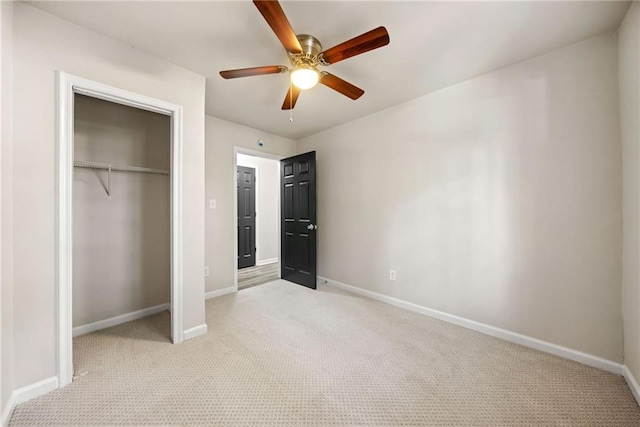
[56,72,184,388]
[233,147,284,291]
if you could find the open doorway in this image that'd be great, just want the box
[234,150,282,290]
[57,72,184,388]
[71,94,172,376]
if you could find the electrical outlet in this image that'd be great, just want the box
[204,266,210,277]
[209,199,217,209]
[389,269,397,281]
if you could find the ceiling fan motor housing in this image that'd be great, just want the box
[296,34,323,57]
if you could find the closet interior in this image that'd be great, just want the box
[72,94,171,348]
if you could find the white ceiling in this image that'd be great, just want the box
[28,1,630,140]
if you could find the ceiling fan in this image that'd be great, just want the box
[219,0,390,110]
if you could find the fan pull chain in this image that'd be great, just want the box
[289,81,294,123]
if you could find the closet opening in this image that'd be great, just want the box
[57,72,184,389]
[71,94,172,376]
[234,148,283,291]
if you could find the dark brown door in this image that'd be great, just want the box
[281,152,317,289]
[237,166,256,269]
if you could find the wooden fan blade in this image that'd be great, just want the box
[320,73,364,100]
[321,27,390,65]
[282,85,301,110]
[220,66,286,79]
[253,1,302,54]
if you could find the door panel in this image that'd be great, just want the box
[299,181,310,220]
[284,232,294,267]
[280,151,317,289]
[299,233,310,273]
[283,163,294,177]
[284,183,294,220]
[237,165,256,269]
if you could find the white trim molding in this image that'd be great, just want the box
[1,394,15,427]
[56,71,185,389]
[623,365,640,405]
[319,276,624,376]
[257,258,279,266]
[184,323,208,341]
[205,286,236,300]
[14,377,59,406]
[72,303,170,337]
[1,377,58,427]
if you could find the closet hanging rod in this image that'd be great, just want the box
[74,160,169,175]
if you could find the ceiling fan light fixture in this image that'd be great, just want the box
[290,66,319,90]
[220,1,390,110]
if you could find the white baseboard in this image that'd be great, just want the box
[1,376,58,427]
[14,377,58,405]
[73,303,170,337]
[257,258,278,266]
[205,286,235,300]
[319,276,624,375]
[1,393,15,427]
[183,323,208,341]
[623,365,640,405]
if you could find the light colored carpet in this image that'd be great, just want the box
[238,263,279,290]
[9,280,640,426]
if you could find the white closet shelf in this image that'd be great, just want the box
[74,160,169,175]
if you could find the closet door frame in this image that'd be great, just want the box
[56,72,184,388]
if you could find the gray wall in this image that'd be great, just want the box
[205,116,295,294]
[73,95,170,327]
[1,0,14,418]
[11,2,206,389]
[620,2,640,382]
[298,33,623,363]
